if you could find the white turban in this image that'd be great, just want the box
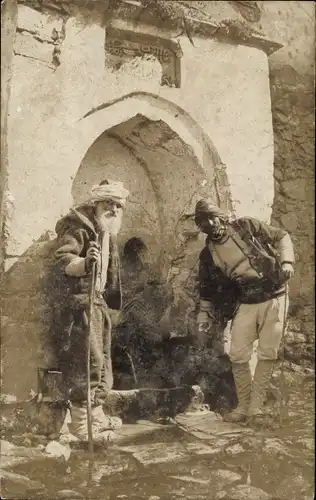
[86,181,129,207]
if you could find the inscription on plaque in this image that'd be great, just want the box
[105,28,182,88]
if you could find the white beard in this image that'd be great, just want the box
[109,214,123,235]
[97,212,122,235]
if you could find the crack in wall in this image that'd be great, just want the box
[13,50,55,68]
[52,17,66,67]
[15,14,67,68]
[16,26,55,44]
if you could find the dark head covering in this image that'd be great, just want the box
[194,198,229,225]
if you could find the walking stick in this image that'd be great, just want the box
[279,282,289,427]
[86,235,99,453]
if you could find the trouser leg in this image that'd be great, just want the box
[94,304,113,397]
[224,304,258,422]
[60,301,110,404]
[248,295,288,421]
[62,301,120,441]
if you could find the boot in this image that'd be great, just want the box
[91,405,122,432]
[69,404,122,443]
[224,362,251,423]
[248,360,274,425]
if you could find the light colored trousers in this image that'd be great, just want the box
[230,295,288,363]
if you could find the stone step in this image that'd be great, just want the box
[99,385,204,420]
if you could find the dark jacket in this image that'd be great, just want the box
[53,206,122,311]
[199,217,294,317]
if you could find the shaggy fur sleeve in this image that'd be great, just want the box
[54,228,88,276]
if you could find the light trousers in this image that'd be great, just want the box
[229,295,288,364]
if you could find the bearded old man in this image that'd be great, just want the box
[194,199,295,424]
[52,179,129,442]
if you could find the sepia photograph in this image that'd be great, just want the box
[0,1,314,499]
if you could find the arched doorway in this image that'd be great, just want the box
[72,112,219,279]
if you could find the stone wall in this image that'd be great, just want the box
[263,2,314,351]
[270,68,314,348]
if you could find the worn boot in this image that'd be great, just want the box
[69,404,122,443]
[248,360,274,425]
[91,405,122,432]
[224,362,251,423]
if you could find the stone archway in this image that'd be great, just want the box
[71,92,225,200]
[72,113,214,276]
[72,93,230,277]
[79,91,222,171]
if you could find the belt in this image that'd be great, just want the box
[240,288,285,304]
[237,278,286,304]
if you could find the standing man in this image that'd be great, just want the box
[194,198,295,424]
[53,179,129,442]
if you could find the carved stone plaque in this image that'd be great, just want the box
[105,27,182,88]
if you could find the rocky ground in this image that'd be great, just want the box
[1,360,314,500]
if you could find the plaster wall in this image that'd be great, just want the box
[6,4,275,264]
